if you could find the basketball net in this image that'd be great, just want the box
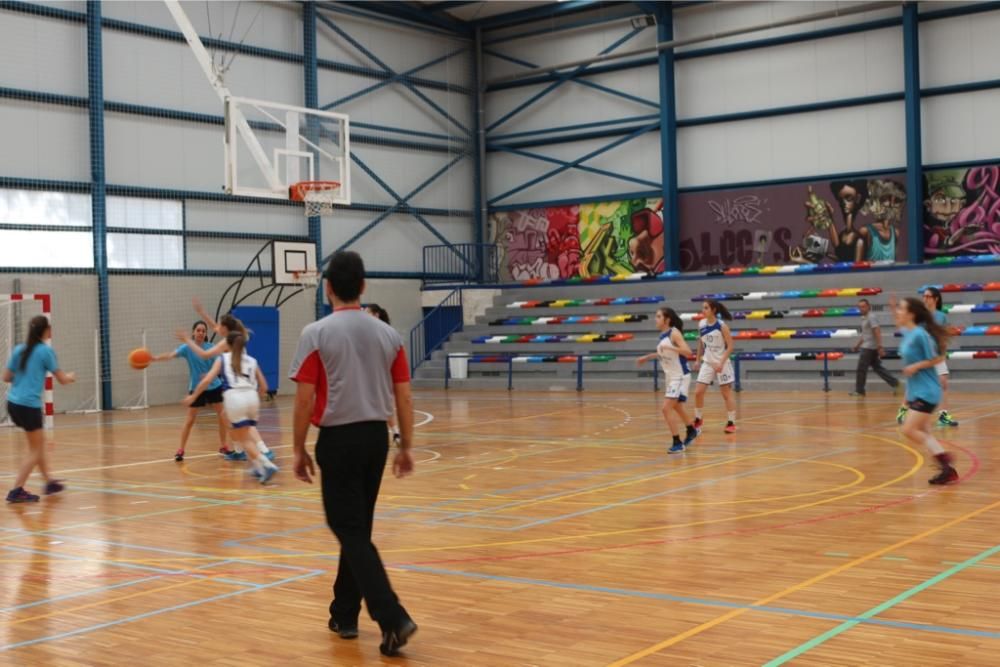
[290,181,340,217]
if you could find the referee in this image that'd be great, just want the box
[290,250,417,656]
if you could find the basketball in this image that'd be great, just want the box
[128,348,152,370]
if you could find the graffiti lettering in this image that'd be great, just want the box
[707,196,766,227]
[680,228,793,272]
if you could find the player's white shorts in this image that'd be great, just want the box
[223,389,260,428]
[664,374,691,401]
[935,360,949,376]
[697,359,735,386]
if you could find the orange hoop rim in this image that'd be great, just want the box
[289,180,341,202]
[290,269,322,285]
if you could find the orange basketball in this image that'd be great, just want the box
[129,348,152,370]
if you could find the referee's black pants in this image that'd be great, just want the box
[316,421,407,631]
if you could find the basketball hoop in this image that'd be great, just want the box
[290,181,341,217]
[291,270,322,288]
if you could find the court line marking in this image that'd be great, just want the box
[764,540,1000,665]
[607,498,1000,666]
[0,570,324,653]
[394,564,1000,641]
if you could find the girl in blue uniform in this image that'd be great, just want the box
[896,287,958,427]
[637,307,698,453]
[3,316,76,503]
[894,295,958,485]
[692,300,738,434]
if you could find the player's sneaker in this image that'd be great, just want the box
[328,619,359,640]
[263,450,276,462]
[693,417,703,430]
[683,425,699,446]
[937,411,959,427]
[896,406,908,424]
[929,466,959,485]
[724,421,736,434]
[668,441,685,454]
[44,480,65,495]
[224,451,248,461]
[6,487,39,503]
[218,447,234,457]
[174,449,185,462]
[259,465,278,484]
[379,616,417,657]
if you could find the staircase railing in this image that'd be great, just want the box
[409,288,463,374]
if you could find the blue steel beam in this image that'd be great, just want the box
[488,122,659,150]
[488,114,660,143]
[487,25,647,132]
[903,3,923,264]
[483,7,651,46]
[489,188,662,213]
[472,28,486,282]
[492,145,660,190]
[86,0,112,411]
[471,1,615,30]
[317,13,471,136]
[362,1,469,34]
[303,2,324,319]
[488,122,659,204]
[322,48,466,110]
[656,2,679,272]
[314,1,463,39]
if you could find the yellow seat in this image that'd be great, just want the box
[745,310,770,319]
[608,315,629,323]
[771,330,795,339]
[837,288,861,297]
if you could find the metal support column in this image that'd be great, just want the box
[655,4,680,271]
[473,27,487,282]
[903,3,924,264]
[303,2,324,318]
[87,1,112,410]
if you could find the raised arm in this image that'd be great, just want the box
[192,297,219,334]
[175,329,226,360]
[151,349,178,363]
[182,358,222,406]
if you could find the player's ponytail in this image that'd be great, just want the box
[20,315,50,372]
[705,299,733,321]
[657,307,684,332]
[905,297,949,355]
[227,331,245,377]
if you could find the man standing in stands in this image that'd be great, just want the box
[289,250,418,657]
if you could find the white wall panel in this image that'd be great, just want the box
[0,11,87,97]
[923,90,1000,165]
[185,236,274,271]
[678,102,905,188]
[184,201,306,237]
[920,11,1000,88]
[321,212,474,272]
[676,27,902,119]
[674,1,902,52]
[101,1,303,55]
[104,113,221,190]
[104,31,303,113]
[0,102,89,182]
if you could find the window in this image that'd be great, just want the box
[106,196,184,270]
[0,189,93,267]
[0,189,91,227]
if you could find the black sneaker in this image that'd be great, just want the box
[175,450,184,462]
[379,617,417,656]
[44,480,65,495]
[929,466,959,485]
[328,619,359,639]
[6,487,40,503]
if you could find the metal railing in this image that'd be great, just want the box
[422,243,500,285]
[409,288,463,374]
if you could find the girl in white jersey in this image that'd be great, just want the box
[184,332,279,483]
[178,299,274,462]
[637,307,699,453]
[692,299,738,434]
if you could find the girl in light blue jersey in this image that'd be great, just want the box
[894,295,958,485]
[3,316,76,503]
[150,320,231,462]
[896,287,958,427]
[637,307,698,453]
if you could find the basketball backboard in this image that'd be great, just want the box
[224,96,351,204]
[272,241,318,286]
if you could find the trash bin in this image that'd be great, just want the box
[448,353,469,379]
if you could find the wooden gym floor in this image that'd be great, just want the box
[1,389,998,666]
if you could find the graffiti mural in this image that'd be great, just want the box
[678,174,910,271]
[490,198,665,280]
[490,206,580,281]
[924,165,1000,257]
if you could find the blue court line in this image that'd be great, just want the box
[505,447,854,531]
[429,447,789,525]
[764,542,1000,665]
[395,565,1000,641]
[0,569,325,652]
[3,546,259,589]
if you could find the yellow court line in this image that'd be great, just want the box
[5,577,209,627]
[606,497,1000,667]
[0,434,923,566]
